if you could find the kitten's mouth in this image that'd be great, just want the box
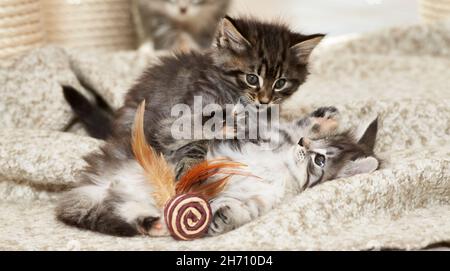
[237,96,278,109]
[256,98,282,107]
[255,103,272,109]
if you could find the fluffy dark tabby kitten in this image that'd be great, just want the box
[123,16,324,175]
[133,0,231,50]
[65,17,325,175]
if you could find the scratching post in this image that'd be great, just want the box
[42,0,137,51]
[0,0,45,59]
[419,0,450,23]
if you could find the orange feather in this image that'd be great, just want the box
[131,100,175,208]
[176,159,257,200]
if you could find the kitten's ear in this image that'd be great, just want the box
[290,34,325,64]
[337,157,379,178]
[216,16,251,52]
[357,117,378,150]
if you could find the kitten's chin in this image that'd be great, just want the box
[172,13,197,23]
[291,146,309,188]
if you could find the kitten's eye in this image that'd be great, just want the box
[274,79,287,90]
[246,74,259,87]
[314,154,326,168]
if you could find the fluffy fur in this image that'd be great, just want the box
[57,17,329,236]
[56,107,379,236]
[64,17,324,146]
[114,17,324,177]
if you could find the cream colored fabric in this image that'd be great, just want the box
[0,22,449,250]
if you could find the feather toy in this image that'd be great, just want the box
[131,100,252,240]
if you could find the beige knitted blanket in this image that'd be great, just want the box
[0,23,449,251]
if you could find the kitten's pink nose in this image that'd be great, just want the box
[259,96,271,104]
[180,7,187,14]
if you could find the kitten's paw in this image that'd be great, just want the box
[137,216,159,233]
[136,216,168,237]
[310,106,339,120]
[310,107,340,135]
[208,206,234,236]
[117,201,167,237]
[208,201,252,236]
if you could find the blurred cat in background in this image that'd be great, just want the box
[132,0,231,51]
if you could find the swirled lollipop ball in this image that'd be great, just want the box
[164,194,212,241]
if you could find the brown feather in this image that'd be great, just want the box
[176,158,257,200]
[131,100,175,208]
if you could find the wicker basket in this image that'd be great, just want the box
[42,0,137,51]
[419,0,450,23]
[0,0,46,59]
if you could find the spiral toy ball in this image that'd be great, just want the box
[164,194,212,241]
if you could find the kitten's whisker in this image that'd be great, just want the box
[271,98,283,105]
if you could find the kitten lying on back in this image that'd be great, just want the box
[57,107,379,236]
[207,108,379,235]
[132,0,231,51]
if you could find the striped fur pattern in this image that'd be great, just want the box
[213,17,325,106]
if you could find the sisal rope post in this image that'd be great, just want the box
[0,0,46,59]
[42,0,137,52]
[419,0,450,24]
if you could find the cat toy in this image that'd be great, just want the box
[132,101,249,241]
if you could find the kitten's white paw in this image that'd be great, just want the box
[138,217,169,237]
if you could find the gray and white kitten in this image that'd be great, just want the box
[132,0,231,51]
[56,107,379,236]
[207,108,379,235]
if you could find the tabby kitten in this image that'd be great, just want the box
[132,0,231,51]
[112,17,325,176]
[64,16,325,179]
[56,107,379,237]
